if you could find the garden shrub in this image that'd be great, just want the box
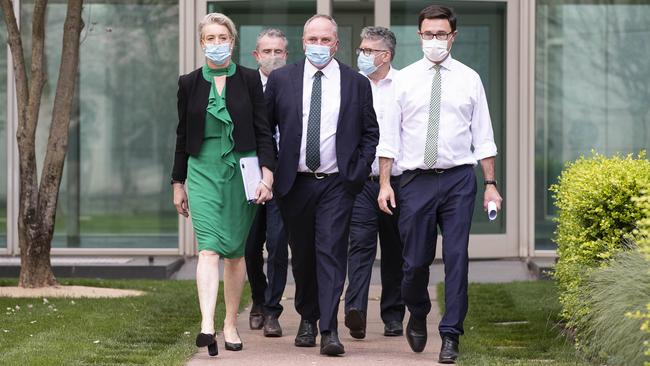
[576,250,650,365]
[550,152,650,330]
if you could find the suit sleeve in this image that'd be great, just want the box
[171,76,189,183]
[359,77,380,170]
[249,71,277,171]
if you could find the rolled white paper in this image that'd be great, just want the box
[487,201,498,221]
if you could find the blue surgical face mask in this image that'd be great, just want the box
[357,53,378,76]
[203,42,232,64]
[305,44,332,67]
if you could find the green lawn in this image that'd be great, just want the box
[440,281,588,366]
[0,279,249,366]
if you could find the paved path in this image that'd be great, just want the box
[186,285,447,365]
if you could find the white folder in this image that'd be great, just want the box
[239,156,262,203]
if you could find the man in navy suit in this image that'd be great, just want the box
[265,14,379,356]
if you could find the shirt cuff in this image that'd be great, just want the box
[473,143,498,161]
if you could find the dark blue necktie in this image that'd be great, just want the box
[306,71,323,172]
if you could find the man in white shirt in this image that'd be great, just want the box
[344,26,405,341]
[378,5,503,364]
[266,14,379,356]
[245,28,289,338]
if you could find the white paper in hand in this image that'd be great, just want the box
[239,156,262,203]
[487,201,498,221]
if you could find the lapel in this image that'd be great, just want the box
[337,60,352,132]
[291,59,305,124]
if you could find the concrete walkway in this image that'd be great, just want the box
[186,284,446,366]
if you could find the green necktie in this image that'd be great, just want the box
[306,71,323,172]
[424,64,441,168]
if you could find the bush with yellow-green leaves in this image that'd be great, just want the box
[550,152,650,331]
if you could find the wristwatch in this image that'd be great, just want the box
[483,180,497,187]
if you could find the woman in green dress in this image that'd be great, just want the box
[171,13,276,357]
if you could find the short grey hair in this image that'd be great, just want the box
[303,14,338,37]
[256,28,288,49]
[199,13,238,40]
[360,26,397,61]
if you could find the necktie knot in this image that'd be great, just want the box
[314,70,323,79]
[433,64,441,72]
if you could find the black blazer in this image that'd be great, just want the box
[265,58,379,197]
[171,65,276,183]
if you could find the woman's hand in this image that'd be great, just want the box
[254,167,274,205]
[173,183,189,217]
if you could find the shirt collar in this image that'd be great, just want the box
[305,57,339,79]
[421,54,454,72]
[258,69,268,86]
[359,65,397,84]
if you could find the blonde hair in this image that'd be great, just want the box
[199,13,238,40]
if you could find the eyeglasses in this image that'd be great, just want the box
[418,31,454,41]
[355,47,389,56]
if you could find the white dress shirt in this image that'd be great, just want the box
[298,59,341,173]
[392,56,497,171]
[365,67,403,176]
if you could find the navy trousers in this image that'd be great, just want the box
[244,198,289,318]
[277,174,354,333]
[398,165,476,337]
[345,176,405,324]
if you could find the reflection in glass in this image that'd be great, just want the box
[21,1,179,248]
[0,9,6,249]
[207,1,316,69]
[535,1,650,249]
[392,1,506,234]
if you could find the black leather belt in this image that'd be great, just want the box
[401,165,471,188]
[297,172,335,180]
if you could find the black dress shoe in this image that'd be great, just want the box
[263,315,283,337]
[294,319,317,347]
[405,316,427,353]
[344,308,366,339]
[223,329,243,351]
[320,330,345,356]
[383,320,403,336]
[195,332,218,356]
[438,336,459,363]
[249,303,264,330]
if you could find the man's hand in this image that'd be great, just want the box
[378,183,396,215]
[483,184,502,211]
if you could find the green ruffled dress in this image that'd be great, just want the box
[187,63,258,258]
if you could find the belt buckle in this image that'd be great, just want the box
[433,168,445,174]
[314,172,326,180]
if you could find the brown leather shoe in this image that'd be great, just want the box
[263,315,283,337]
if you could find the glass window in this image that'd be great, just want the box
[207,1,316,69]
[392,1,507,234]
[535,1,650,249]
[332,0,374,67]
[1,8,6,249]
[21,1,179,248]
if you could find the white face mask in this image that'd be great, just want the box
[422,38,449,63]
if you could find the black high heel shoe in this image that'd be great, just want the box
[196,333,218,356]
[224,329,243,351]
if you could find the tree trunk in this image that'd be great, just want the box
[1,0,85,287]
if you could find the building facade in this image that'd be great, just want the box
[1,0,648,258]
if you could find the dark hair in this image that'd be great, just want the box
[418,5,456,32]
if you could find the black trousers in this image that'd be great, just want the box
[398,165,476,337]
[277,174,354,333]
[244,198,289,317]
[345,176,405,324]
